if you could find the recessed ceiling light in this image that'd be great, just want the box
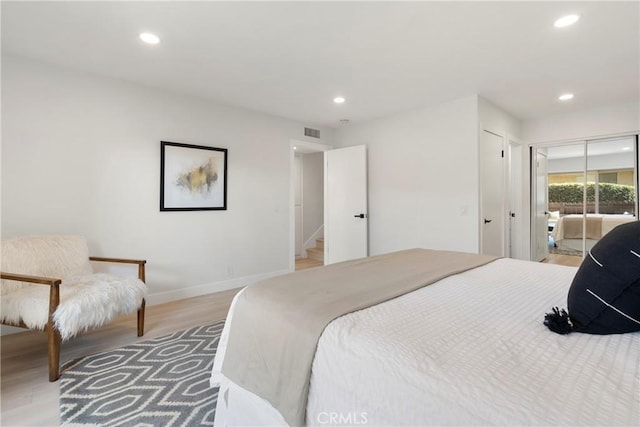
[139,32,160,45]
[333,97,346,104]
[554,14,580,28]
[558,93,574,101]
[622,147,632,151]
[293,146,297,150]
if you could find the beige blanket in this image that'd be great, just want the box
[562,216,603,239]
[220,248,498,426]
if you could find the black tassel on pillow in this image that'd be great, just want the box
[544,307,574,334]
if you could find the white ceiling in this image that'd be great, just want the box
[2,1,639,128]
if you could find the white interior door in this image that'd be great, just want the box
[325,145,368,264]
[533,149,549,261]
[480,130,505,256]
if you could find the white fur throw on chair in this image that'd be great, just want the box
[1,235,147,340]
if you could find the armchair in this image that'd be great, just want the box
[1,235,148,381]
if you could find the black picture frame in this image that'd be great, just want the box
[160,141,228,211]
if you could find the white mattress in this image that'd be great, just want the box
[212,258,640,426]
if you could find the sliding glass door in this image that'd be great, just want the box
[532,135,638,261]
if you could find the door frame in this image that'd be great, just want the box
[508,136,527,260]
[289,139,331,272]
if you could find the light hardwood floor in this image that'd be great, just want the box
[295,257,323,270]
[0,288,240,427]
[542,253,583,267]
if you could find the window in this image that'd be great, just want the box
[549,168,635,215]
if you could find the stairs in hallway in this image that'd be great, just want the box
[306,237,324,263]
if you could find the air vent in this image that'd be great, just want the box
[304,127,321,139]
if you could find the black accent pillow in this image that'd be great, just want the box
[564,220,640,334]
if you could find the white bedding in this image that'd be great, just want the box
[211,258,640,426]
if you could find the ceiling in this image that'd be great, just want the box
[2,1,639,128]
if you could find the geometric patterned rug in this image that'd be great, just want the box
[59,322,224,426]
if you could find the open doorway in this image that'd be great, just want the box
[289,140,331,271]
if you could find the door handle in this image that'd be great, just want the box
[354,213,367,218]
[484,219,492,224]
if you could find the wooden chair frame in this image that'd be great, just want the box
[1,257,146,381]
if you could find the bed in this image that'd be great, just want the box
[210,250,640,426]
[551,214,635,252]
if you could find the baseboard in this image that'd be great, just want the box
[145,268,291,306]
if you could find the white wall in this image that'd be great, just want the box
[302,152,323,245]
[523,102,640,144]
[478,97,521,139]
[1,55,333,305]
[334,95,480,255]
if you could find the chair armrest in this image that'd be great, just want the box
[1,272,62,335]
[89,257,146,265]
[0,272,62,286]
[89,257,147,283]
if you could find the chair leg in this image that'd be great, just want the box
[47,325,62,382]
[137,298,146,337]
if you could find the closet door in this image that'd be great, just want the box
[541,136,638,262]
[584,136,637,251]
[534,136,639,262]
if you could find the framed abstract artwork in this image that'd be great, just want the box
[160,141,228,211]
